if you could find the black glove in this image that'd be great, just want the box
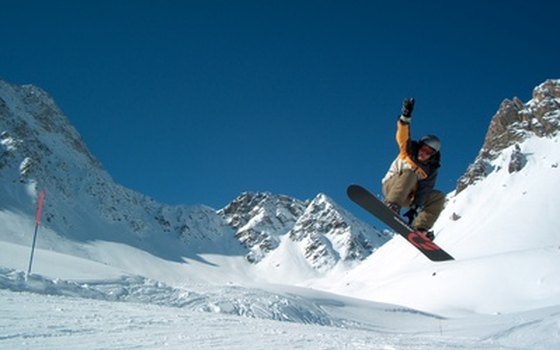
[400,98,415,123]
[403,205,419,225]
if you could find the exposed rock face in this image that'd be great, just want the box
[508,144,526,174]
[219,192,388,268]
[288,194,384,271]
[456,79,560,193]
[218,192,307,263]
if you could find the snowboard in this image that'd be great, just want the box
[347,184,454,262]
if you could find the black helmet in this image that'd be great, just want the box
[420,135,441,153]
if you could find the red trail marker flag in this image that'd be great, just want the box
[27,190,46,276]
[35,190,45,225]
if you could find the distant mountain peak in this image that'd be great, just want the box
[289,193,382,271]
[218,192,307,263]
[219,191,388,268]
[456,79,560,193]
[218,191,306,229]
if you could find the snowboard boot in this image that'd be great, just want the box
[416,228,435,241]
[384,201,401,214]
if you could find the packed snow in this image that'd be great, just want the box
[2,238,560,350]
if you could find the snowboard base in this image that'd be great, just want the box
[347,184,454,262]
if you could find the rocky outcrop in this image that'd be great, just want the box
[456,79,560,193]
[218,192,307,263]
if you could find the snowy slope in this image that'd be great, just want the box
[309,124,560,335]
[2,79,560,349]
[315,81,560,317]
[2,240,560,350]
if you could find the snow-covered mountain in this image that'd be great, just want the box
[0,80,242,264]
[287,193,385,271]
[219,191,387,269]
[0,79,386,273]
[219,192,307,263]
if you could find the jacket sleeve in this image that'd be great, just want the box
[396,120,410,156]
[395,120,429,179]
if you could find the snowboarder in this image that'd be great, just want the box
[382,98,445,240]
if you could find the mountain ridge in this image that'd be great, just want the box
[0,79,386,273]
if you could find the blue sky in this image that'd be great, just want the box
[1,1,558,224]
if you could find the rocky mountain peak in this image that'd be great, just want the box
[218,192,306,230]
[289,193,387,271]
[0,81,103,172]
[217,192,307,263]
[218,191,387,268]
[456,79,560,193]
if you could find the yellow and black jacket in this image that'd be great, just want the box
[382,120,441,207]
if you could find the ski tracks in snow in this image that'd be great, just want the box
[2,267,559,349]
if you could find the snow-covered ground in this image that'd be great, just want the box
[2,239,560,350]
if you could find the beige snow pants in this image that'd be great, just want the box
[382,169,445,230]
